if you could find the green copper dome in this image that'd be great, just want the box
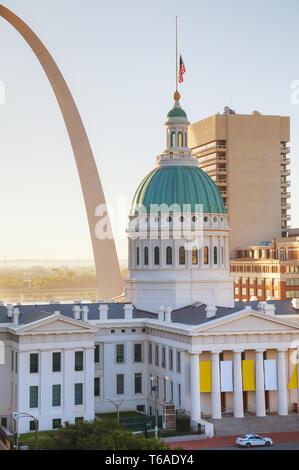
[131,166,226,215]
[167,107,187,118]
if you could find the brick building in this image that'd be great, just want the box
[230,234,299,301]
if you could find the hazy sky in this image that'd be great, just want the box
[0,0,298,261]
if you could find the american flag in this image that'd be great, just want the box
[178,55,186,83]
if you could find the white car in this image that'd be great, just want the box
[236,434,273,447]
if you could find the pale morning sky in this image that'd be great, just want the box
[0,0,298,262]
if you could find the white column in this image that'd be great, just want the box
[211,351,222,419]
[233,350,244,418]
[277,349,288,416]
[190,352,201,427]
[255,349,266,417]
[63,349,73,422]
[84,347,95,421]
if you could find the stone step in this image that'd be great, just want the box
[209,415,299,436]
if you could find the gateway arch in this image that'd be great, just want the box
[0,5,122,300]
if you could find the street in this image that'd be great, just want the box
[200,442,299,450]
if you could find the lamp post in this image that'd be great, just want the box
[11,412,38,450]
[106,397,124,426]
[150,376,169,439]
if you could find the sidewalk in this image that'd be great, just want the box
[167,431,299,449]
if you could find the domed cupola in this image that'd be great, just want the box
[130,91,226,216]
[166,91,189,124]
[125,91,234,313]
[130,166,226,215]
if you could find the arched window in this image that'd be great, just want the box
[170,132,176,147]
[178,132,183,147]
[136,247,140,266]
[179,246,185,265]
[166,246,172,265]
[204,246,209,265]
[214,246,218,265]
[144,247,149,265]
[154,247,160,265]
[192,248,198,265]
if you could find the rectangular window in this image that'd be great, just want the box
[74,383,83,405]
[155,345,159,367]
[30,353,39,373]
[94,344,100,363]
[29,420,38,431]
[134,373,142,394]
[176,351,181,373]
[162,347,166,368]
[148,343,152,364]
[75,351,84,371]
[75,417,83,424]
[11,351,14,371]
[116,344,125,363]
[29,386,38,408]
[170,381,174,402]
[52,384,61,407]
[15,352,18,374]
[116,374,124,395]
[1,417,7,428]
[94,377,100,397]
[178,384,181,407]
[169,349,173,370]
[52,419,61,429]
[134,344,142,363]
[52,352,61,372]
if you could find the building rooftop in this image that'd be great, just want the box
[0,300,298,328]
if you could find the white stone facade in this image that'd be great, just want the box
[1,301,299,434]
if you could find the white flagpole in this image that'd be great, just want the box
[176,15,178,92]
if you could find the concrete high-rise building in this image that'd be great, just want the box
[188,108,291,256]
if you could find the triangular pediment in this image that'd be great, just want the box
[192,309,299,334]
[11,313,96,335]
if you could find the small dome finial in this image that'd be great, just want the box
[174,90,180,101]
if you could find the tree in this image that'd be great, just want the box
[43,419,170,451]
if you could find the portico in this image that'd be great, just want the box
[189,308,299,426]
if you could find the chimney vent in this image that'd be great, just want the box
[205,305,217,318]
[165,306,172,322]
[157,306,165,321]
[99,304,109,320]
[72,305,81,320]
[82,306,89,322]
[123,304,133,320]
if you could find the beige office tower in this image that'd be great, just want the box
[188,108,291,256]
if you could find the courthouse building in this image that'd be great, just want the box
[1,95,299,435]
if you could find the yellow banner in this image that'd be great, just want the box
[288,364,298,389]
[199,361,211,392]
[242,360,255,391]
